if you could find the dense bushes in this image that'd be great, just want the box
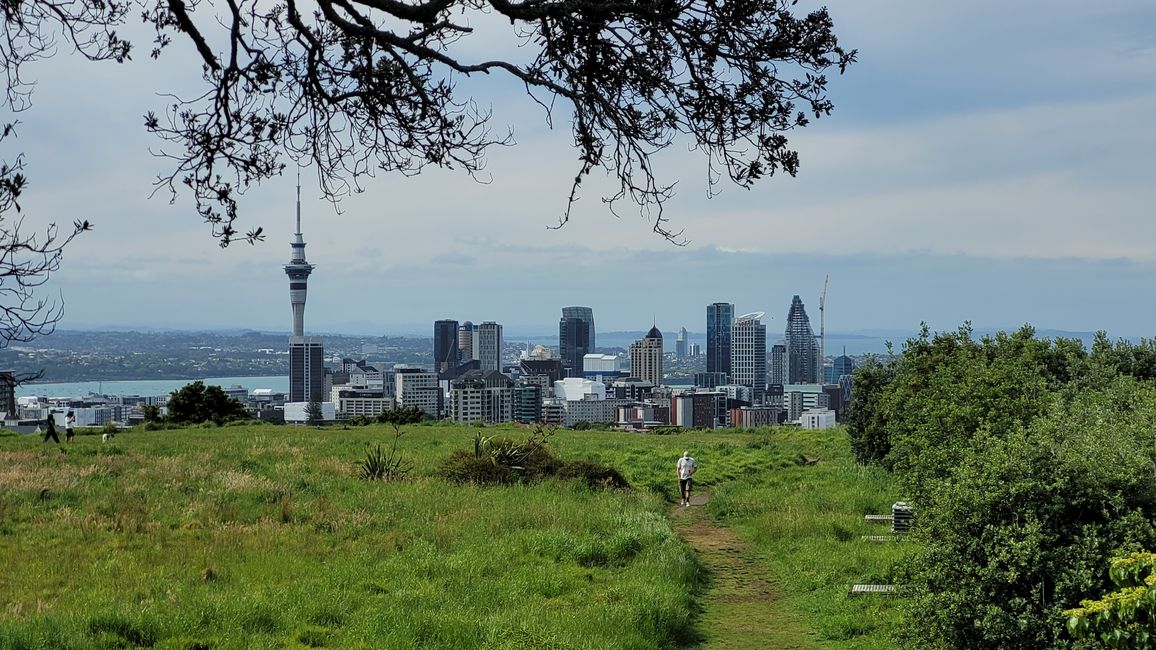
[847,324,1156,647]
[440,432,630,489]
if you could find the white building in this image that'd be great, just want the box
[395,369,440,417]
[449,383,483,423]
[731,312,767,404]
[800,408,837,430]
[554,377,606,401]
[334,389,394,418]
[714,384,752,403]
[543,396,632,427]
[284,401,337,423]
[476,321,503,372]
[628,327,664,387]
[582,353,623,381]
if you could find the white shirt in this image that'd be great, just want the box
[677,456,697,480]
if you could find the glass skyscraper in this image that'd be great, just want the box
[433,319,460,377]
[559,306,595,378]
[706,302,734,379]
[785,295,820,384]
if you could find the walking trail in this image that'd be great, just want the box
[671,493,818,649]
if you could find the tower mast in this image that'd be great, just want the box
[285,172,314,338]
[819,274,828,384]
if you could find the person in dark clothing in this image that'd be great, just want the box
[42,416,60,444]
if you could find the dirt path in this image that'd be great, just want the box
[672,494,818,649]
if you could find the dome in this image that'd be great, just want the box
[646,326,663,339]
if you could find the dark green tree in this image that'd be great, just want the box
[305,399,324,427]
[845,354,896,465]
[900,390,1156,648]
[141,404,162,423]
[377,406,426,432]
[167,381,249,425]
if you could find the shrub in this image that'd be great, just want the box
[440,434,628,489]
[554,460,630,489]
[1065,551,1156,647]
[360,442,408,481]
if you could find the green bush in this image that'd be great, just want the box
[554,459,630,489]
[440,435,628,489]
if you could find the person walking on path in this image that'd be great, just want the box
[65,411,76,443]
[42,415,60,444]
[677,450,697,507]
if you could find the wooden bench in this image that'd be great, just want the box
[849,584,899,596]
[861,535,902,543]
[864,514,893,523]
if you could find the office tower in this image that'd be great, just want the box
[433,319,460,377]
[687,342,701,357]
[559,306,595,377]
[706,302,733,380]
[477,321,503,372]
[785,295,820,384]
[285,179,325,402]
[832,352,856,378]
[458,321,476,361]
[629,326,664,387]
[289,338,325,403]
[395,368,441,418]
[770,343,787,385]
[731,312,767,403]
[676,327,688,359]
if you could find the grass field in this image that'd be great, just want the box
[0,423,905,649]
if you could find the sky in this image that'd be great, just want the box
[11,0,1156,338]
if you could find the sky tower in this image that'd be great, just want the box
[285,177,324,404]
[285,179,314,337]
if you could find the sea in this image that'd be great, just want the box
[15,375,289,399]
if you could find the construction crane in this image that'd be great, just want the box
[819,274,829,384]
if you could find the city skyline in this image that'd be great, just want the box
[9,2,1156,340]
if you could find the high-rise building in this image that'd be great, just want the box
[706,303,734,380]
[784,295,820,384]
[289,338,325,403]
[830,353,856,380]
[770,343,787,386]
[559,306,595,378]
[458,321,476,361]
[676,327,688,359]
[731,312,767,403]
[433,319,460,377]
[629,326,664,387]
[284,179,325,403]
[395,368,440,417]
[477,321,503,372]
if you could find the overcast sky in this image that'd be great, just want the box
[13,0,1156,338]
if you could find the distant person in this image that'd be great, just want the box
[42,416,60,444]
[65,411,76,443]
[677,450,697,507]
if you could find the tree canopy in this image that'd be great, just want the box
[5,0,853,245]
[848,325,1156,647]
[167,380,249,424]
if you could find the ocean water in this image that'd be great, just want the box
[16,375,289,399]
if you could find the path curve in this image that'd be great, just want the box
[671,493,817,649]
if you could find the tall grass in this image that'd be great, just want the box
[0,423,902,648]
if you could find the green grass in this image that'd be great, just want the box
[704,430,908,648]
[0,423,903,648]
